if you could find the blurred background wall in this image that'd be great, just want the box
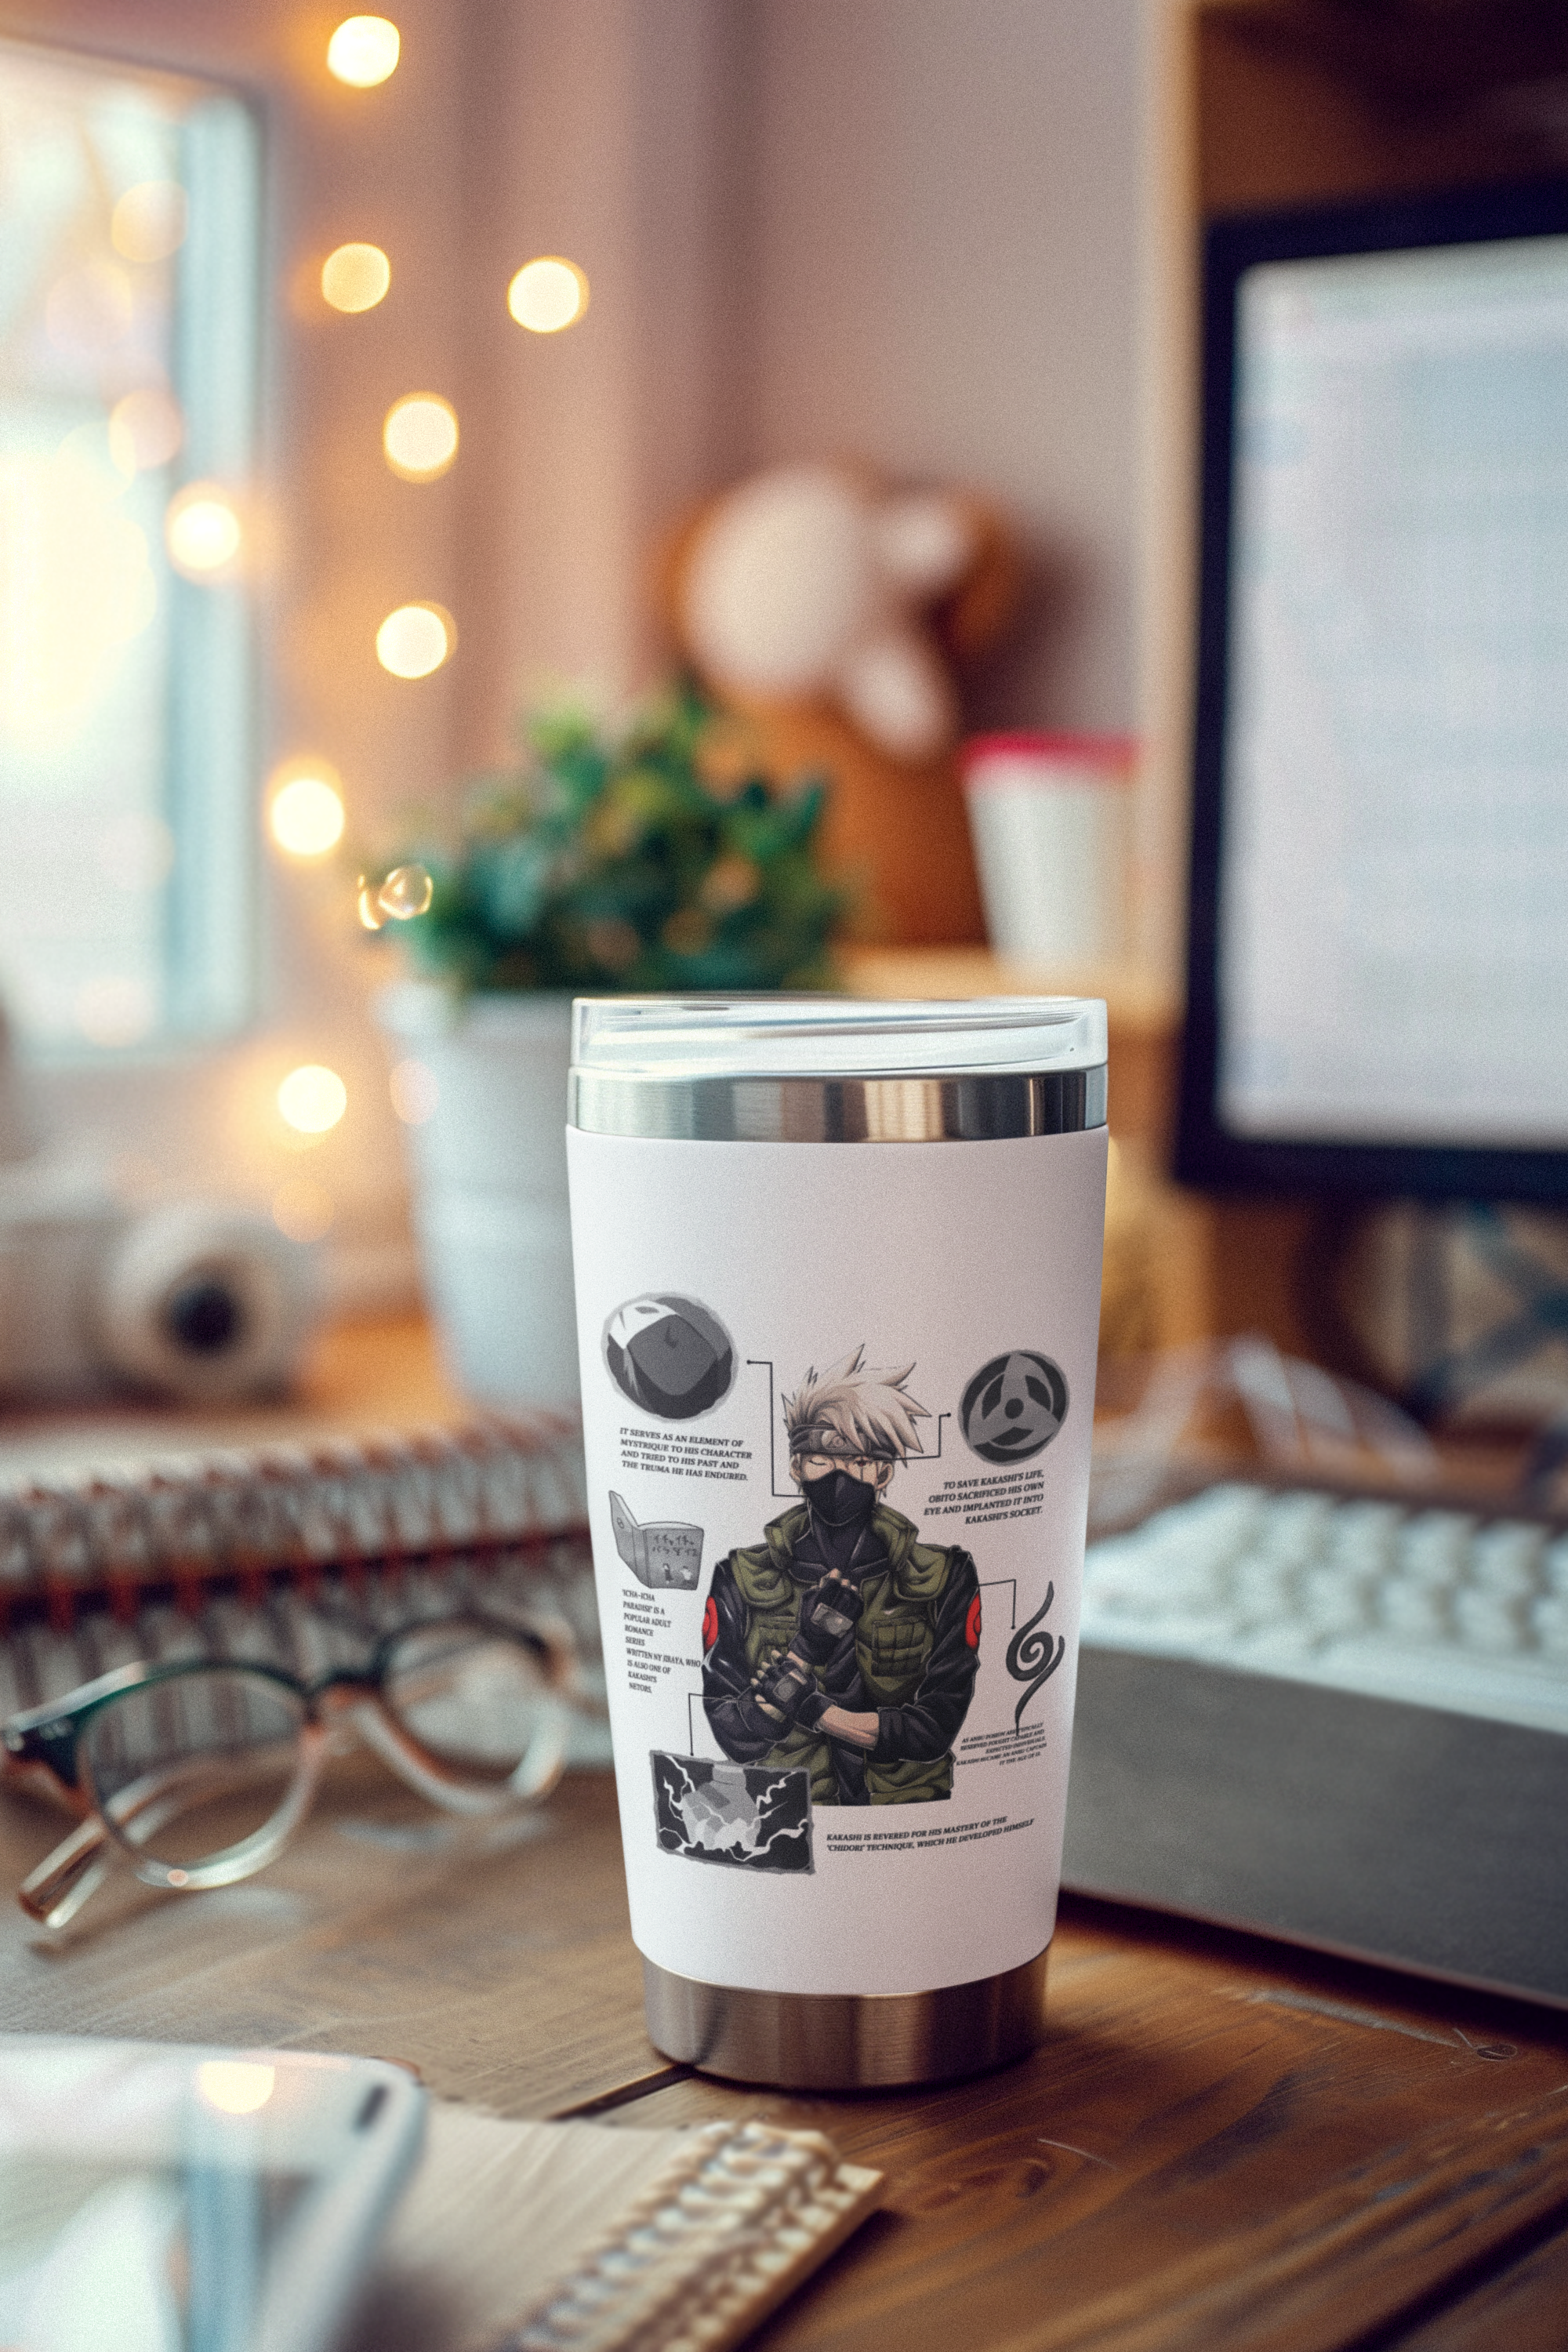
[0,0,1150,1306]
[451,0,1145,759]
[744,0,1142,740]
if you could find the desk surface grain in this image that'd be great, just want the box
[4,1768,1568,2352]
[606,1900,1568,2352]
[0,1766,655,2118]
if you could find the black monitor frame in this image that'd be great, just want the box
[1177,178,1568,1205]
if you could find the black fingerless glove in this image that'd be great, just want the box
[751,1649,828,1731]
[792,1571,863,1664]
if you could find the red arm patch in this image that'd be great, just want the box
[702,1595,718,1652]
[965,1594,982,1650]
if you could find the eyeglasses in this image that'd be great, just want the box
[1,1612,579,1929]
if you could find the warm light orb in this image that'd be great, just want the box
[111,180,188,264]
[278,1063,348,1135]
[506,256,589,334]
[321,242,390,314]
[383,394,458,481]
[196,2061,276,2116]
[269,765,346,857]
[327,15,401,86]
[376,602,453,678]
[165,483,242,578]
[109,387,184,474]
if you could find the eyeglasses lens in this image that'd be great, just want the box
[383,1622,560,1786]
[81,1669,308,1871]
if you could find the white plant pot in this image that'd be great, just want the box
[376,985,579,1411]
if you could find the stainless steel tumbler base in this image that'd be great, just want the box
[642,1947,1051,2090]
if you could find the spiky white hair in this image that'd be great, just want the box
[783,1345,930,1463]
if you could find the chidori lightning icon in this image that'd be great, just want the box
[652,1752,813,1872]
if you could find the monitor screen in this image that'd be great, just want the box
[1179,182,1568,1201]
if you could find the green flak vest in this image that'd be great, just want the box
[728,1502,958,1805]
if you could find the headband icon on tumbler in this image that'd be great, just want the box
[603,1294,736,1420]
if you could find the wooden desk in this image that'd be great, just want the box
[0,1306,1563,2348]
[5,1764,1568,2352]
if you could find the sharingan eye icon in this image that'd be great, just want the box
[960,1349,1068,1465]
[604,1294,735,1421]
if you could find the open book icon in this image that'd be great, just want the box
[608,1493,703,1590]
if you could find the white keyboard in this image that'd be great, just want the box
[1080,1483,1568,1737]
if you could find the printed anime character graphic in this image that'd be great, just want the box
[702,1348,982,1804]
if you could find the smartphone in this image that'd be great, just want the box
[0,2035,426,2352]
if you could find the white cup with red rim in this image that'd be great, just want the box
[960,732,1136,964]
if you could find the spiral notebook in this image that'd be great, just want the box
[0,1436,882,2350]
[0,1416,604,1739]
[350,2104,882,2352]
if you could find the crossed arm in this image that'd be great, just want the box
[702,1553,979,1766]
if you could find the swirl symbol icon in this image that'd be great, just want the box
[1005,1583,1066,1731]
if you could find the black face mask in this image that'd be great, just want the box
[801,1467,881,1530]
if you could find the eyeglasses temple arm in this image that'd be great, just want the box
[18,1815,113,1930]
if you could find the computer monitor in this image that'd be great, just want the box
[1178,180,1568,1204]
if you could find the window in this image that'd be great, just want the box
[0,35,259,1056]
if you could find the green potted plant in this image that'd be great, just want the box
[369,682,843,1410]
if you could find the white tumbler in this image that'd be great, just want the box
[566,996,1107,2088]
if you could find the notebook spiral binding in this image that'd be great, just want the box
[508,2122,878,2352]
[0,1417,604,1743]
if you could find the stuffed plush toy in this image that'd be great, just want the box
[663,463,1018,944]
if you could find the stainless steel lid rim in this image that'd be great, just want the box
[568,1065,1107,1142]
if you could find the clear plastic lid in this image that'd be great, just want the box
[570,995,1106,1080]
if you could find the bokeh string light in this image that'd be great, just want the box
[321,242,390,314]
[383,393,459,481]
[506,256,589,334]
[277,1064,348,1136]
[288,45,469,1013]
[164,482,242,578]
[327,16,401,87]
[375,603,452,677]
[269,763,346,858]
